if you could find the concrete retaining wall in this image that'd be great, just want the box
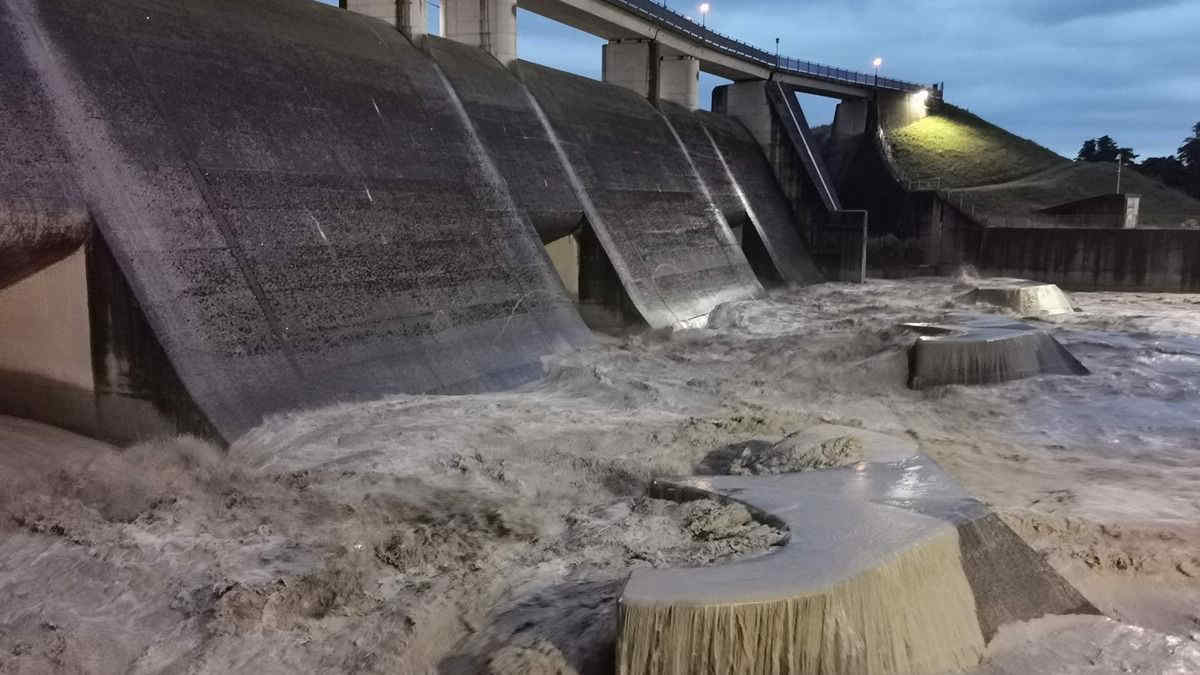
[978,227,1200,291]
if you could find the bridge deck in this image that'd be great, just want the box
[519,0,928,96]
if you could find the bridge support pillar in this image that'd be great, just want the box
[340,0,427,42]
[876,90,930,129]
[602,41,699,109]
[712,80,773,153]
[602,39,655,99]
[832,99,868,138]
[658,54,699,109]
[441,0,517,67]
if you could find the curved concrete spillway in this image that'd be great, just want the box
[0,8,87,290]
[518,61,763,328]
[618,426,1098,675]
[2,0,591,441]
[661,103,822,285]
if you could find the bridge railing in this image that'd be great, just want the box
[602,0,928,92]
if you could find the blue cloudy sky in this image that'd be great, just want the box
[323,0,1200,159]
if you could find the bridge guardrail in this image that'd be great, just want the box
[603,0,928,93]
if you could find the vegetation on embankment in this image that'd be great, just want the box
[951,162,1200,225]
[887,103,1200,224]
[888,103,1068,189]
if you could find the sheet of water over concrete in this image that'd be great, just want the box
[906,314,1089,389]
[962,278,1075,316]
[519,61,762,328]
[680,105,823,284]
[0,4,87,288]
[426,37,584,243]
[6,0,590,441]
[620,430,1097,674]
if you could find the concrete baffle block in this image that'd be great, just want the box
[961,278,1076,316]
[618,425,1098,674]
[904,314,1089,389]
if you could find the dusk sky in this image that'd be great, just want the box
[324,0,1199,160]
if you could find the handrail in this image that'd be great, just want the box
[597,0,929,93]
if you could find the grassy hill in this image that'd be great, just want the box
[888,103,1067,189]
[951,163,1200,225]
[887,103,1200,224]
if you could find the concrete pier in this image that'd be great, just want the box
[602,40,699,109]
[339,0,428,41]
[442,0,517,66]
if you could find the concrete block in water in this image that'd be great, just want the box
[905,315,1089,389]
[618,430,1097,675]
[961,278,1076,316]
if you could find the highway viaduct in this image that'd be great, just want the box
[341,0,936,140]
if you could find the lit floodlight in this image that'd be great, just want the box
[873,57,882,68]
[912,89,930,105]
[699,3,710,13]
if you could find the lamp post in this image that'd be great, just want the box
[1116,155,1123,193]
[699,2,709,28]
[873,57,882,86]
[775,37,780,70]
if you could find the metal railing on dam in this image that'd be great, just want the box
[601,0,929,93]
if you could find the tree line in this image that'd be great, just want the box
[1076,122,1200,199]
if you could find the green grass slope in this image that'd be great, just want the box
[953,163,1200,225]
[888,103,1200,224]
[888,103,1068,189]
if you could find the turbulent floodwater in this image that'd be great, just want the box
[1,277,1199,673]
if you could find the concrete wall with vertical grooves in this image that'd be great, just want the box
[518,60,762,328]
[2,0,590,442]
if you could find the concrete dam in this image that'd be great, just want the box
[0,0,932,445]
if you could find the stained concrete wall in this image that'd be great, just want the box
[4,0,590,442]
[1036,193,1140,228]
[520,61,762,327]
[0,248,95,437]
[977,227,1200,291]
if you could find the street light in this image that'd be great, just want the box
[873,56,882,85]
[699,2,710,28]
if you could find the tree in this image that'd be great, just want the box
[1140,156,1187,189]
[1076,135,1135,163]
[1076,139,1097,162]
[1179,122,1200,169]
[1179,122,1200,200]
[1094,135,1119,162]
